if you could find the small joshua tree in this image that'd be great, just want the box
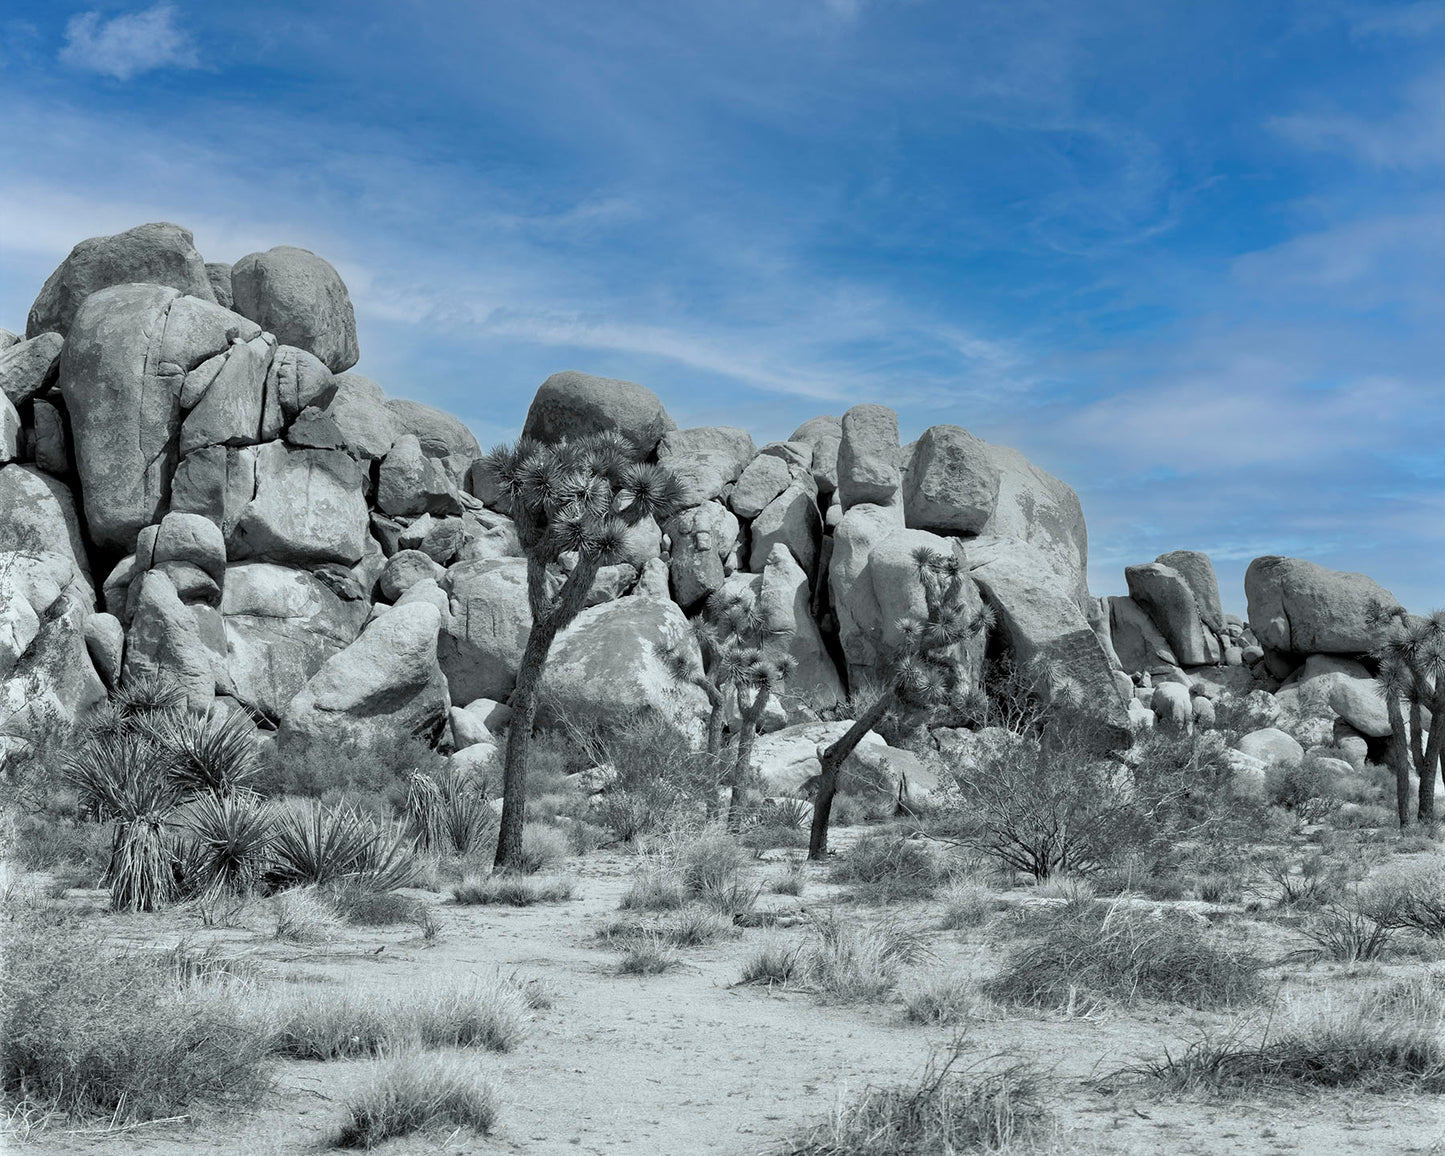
[1371,605,1445,826]
[808,547,993,860]
[661,587,796,826]
[482,430,683,871]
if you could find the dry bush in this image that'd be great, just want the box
[785,1042,1048,1156]
[617,933,681,975]
[452,874,575,906]
[750,910,932,1004]
[772,861,808,897]
[333,1051,497,1148]
[985,901,1262,1011]
[515,823,571,875]
[1362,859,1445,937]
[272,886,345,943]
[1,906,269,1123]
[619,865,688,911]
[937,875,995,930]
[829,831,949,902]
[263,976,526,1059]
[904,974,983,1026]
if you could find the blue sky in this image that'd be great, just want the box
[1,2,1442,614]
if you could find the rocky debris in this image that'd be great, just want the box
[230,246,359,373]
[903,425,1000,534]
[521,370,675,452]
[0,332,64,406]
[28,222,216,338]
[657,426,755,506]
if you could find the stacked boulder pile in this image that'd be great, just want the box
[0,222,1419,804]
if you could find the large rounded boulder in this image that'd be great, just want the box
[1245,556,1402,660]
[27,222,216,338]
[521,371,675,453]
[230,245,359,373]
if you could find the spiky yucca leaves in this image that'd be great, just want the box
[178,792,275,898]
[480,431,684,871]
[660,587,798,824]
[407,764,496,855]
[144,707,261,797]
[808,547,994,859]
[268,801,420,893]
[1370,604,1445,825]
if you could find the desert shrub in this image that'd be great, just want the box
[617,934,681,975]
[512,822,570,875]
[830,831,949,901]
[787,1043,1048,1155]
[1,907,269,1122]
[253,730,440,811]
[1297,884,1403,962]
[943,729,1145,881]
[334,1051,497,1149]
[1268,751,1347,814]
[772,861,808,897]
[452,874,575,906]
[1362,859,1445,936]
[903,974,980,1026]
[619,866,688,911]
[1257,850,1353,910]
[272,887,345,943]
[739,940,803,987]
[176,791,275,898]
[263,976,526,1059]
[595,905,738,950]
[985,902,1262,1011]
[938,875,995,930]
[330,884,423,926]
[266,801,419,892]
[783,910,932,1003]
[1136,1004,1445,1094]
[11,812,108,876]
[575,717,718,841]
[665,826,759,917]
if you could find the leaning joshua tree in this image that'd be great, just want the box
[1371,604,1445,827]
[808,546,993,859]
[483,430,683,871]
[661,586,797,825]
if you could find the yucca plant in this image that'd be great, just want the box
[809,547,993,858]
[480,429,683,871]
[63,730,185,911]
[178,791,275,898]
[110,671,189,721]
[661,586,797,827]
[406,764,496,855]
[267,801,419,893]
[145,707,261,797]
[1371,605,1445,826]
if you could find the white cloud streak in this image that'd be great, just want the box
[59,4,199,81]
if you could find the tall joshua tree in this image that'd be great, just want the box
[808,547,993,860]
[483,430,683,871]
[1371,604,1445,826]
[662,587,796,825]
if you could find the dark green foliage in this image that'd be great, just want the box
[985,902,1262,1011]
[1,907,269,1122]
[252,730,441,813]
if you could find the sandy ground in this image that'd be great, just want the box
[14,845,1445,1156]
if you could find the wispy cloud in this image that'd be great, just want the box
[60,4,198,81]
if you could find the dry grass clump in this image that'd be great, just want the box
[1135,987,1445,1095]
[619,866,688,911]
[263,976,526,1059]
[772,861,808,897]
[904,974,984,1027]
[271,886,346,943]
[596,905,738,951]
[985,901,1262,1011]
[617,933,681,975]
[738,910,931,1003]
[452,874,575,906]
[333,1052,497,1149]
[329,884,423,926]
[937,875,995,931]
[1362,859,1445,937]
[1,907,269,1124]
[829,831,949,902]
[785,1042,1048,1155]
[516,823,572,875]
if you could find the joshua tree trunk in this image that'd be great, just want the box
[494,557,599,872]
[807,689,894,860]
[1421,694,1445,827]
[1387,694,1413,828]
[727,687,770,831]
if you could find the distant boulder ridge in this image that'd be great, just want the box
[0,222,1417,796]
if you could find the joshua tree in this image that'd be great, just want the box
[661,586,796,825]
[1372,605,1445,826]
[808,546,993,859]
[482,431,683,871]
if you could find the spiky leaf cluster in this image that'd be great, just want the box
[665,587,797,700]
[889,547,994,718]
[1372,605,1445,710]
[481,431,684,566]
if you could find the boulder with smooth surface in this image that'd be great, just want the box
[229,245,359,372]
[1245,556,1402,658]
[521,370,674,452]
